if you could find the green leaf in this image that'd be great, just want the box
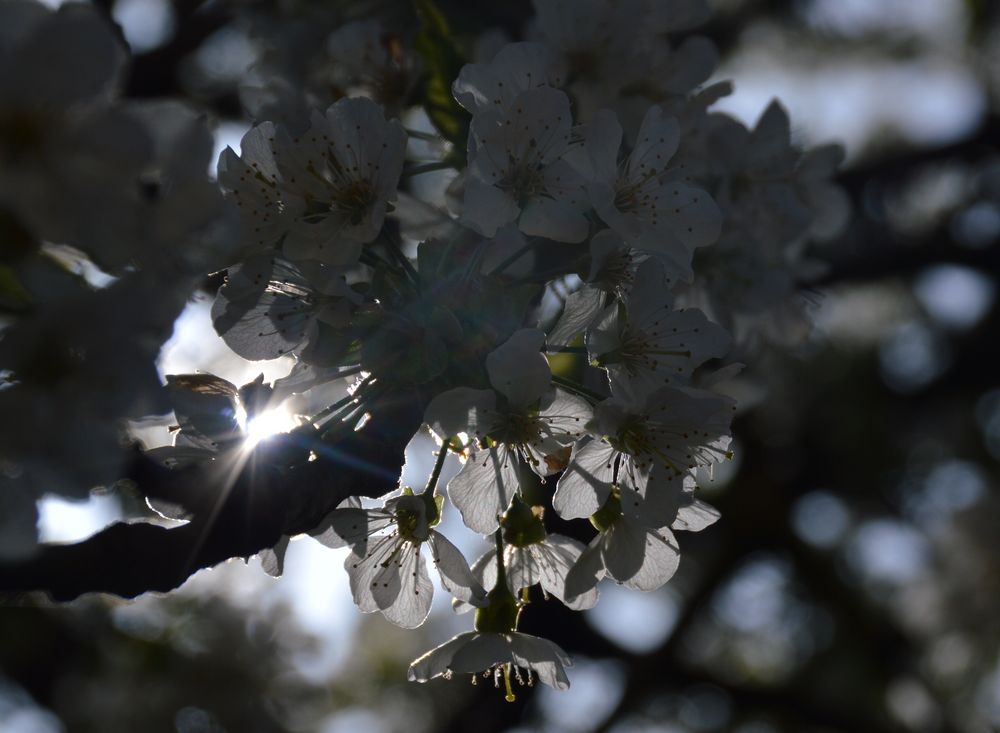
[413,0,470,158]
[0,265,31,312]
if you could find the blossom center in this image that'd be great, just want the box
[331,179,376,225]
[499,155,546,205]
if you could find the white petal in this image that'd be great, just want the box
[563,535,607,601]
[622,467,685,528]
[527,535,599,610]
[585,302,622,360]
[447,447,520,534]
[429,531,488,606]
[553,439,616,520]
[424,387,497,440]
[258,535,290,577]
[461,178,520,237]
[750,99,792,164]
[659,182,722,250]
[508,633,573,690]
[453,548,498,614]
[18,5,125,107]
[588,181,637,239]
[346,535,398,613]
[586,109,623,184]
[378,544,433,629]
[538,388,591,443]
[604,520,680,591]
[658,36,717,94]
[449,633,516,673]
[643,386,735,472]
[626,107,678,181]
[519,199,589,243]
[547,286,606,348]
[408,632,480,681]
[311,507,393,549]
[672,498,720,532]
[453,42,565,115]
[486,328,550,408]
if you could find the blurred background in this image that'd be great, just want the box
[3,0,1000,732]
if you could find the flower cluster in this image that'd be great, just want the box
[0,0,845,694]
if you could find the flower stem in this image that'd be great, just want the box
[422,438,450,494]
[402,160,454,178]
[551,373,607,402]
[403,127,443,142]
[386,237,421,286]
[487,241,534,277]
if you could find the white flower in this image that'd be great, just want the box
[585,229,646,295]
[553,387,734,521]
[562,472,719,599]
[211,256,355,361]
[528,0,644,109]
[565,504,681,596]
[586,106,721,281]
[462,535,600,612]
[462,87,588,242]
[544,230,641,348]
[553,437,645,521]
[528,0,711,120]
[452,496,599,611]
[408,631,572,691]
[314,493,487,628]
[218,96,406,265]
[425,329,590,533]
[587,259,731,399]
[592,386,735,474]
[0,272,186,496]
[0,2,152,267]
[322,20,415,107]
[453,42,566,117]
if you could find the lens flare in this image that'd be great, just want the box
[245,407,299,449]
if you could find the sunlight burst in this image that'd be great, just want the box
[244,407,299,449]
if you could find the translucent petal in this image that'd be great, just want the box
[424,387,497,440]
[547,286,606,348]
[346,535,399,613]
[259,535,290,578]
[519,199,589,243]
[407,631,479,681]
[604,520,680,591]
[379,544,433,629]
[460,178,520,237]
[486,329,550,408]
[586,109,623,184]
[16,4,125,107]
[509,535,598,610]
[508,633,573,690]
[564,535,606,600]
[311,507,394,549]
[453,42,565,115]
[553,439,616,520]
[447,447,520,534]
[429,531,488,606]
[656,182,722,251]
[626,107,679,182]
[672,498,721,532]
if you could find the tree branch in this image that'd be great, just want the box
[0,392,424,601]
